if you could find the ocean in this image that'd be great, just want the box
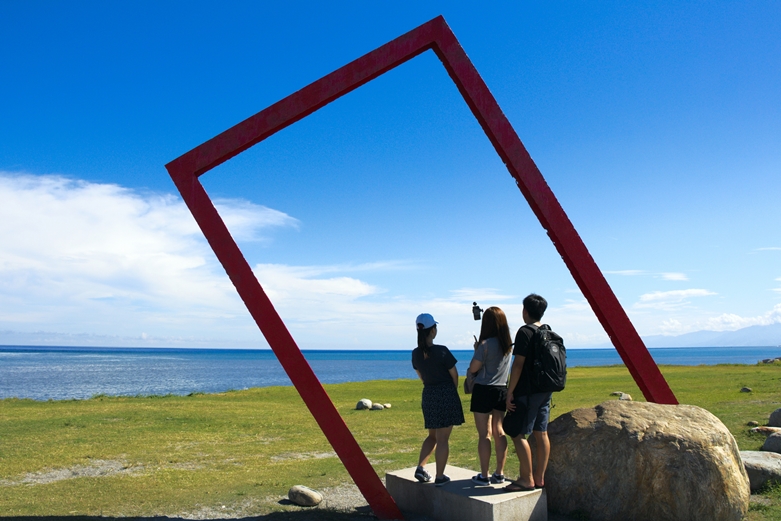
[1,345,780,401]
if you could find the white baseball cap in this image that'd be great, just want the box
[415,313,438,329]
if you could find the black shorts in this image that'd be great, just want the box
[469,383,507,414]
[502,392,552,438]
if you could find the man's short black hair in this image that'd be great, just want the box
[523,293,547,322]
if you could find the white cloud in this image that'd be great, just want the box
[0,172,297,343]
[638,289,716,302]
[449,288,515,302]
[0,172,534,349]
[656,304,781,335]
[606,270,689,281]
[755,247,781,252]
[214,198,298,241]
[254,264,380,300]
[7,172,767,350]
[634,289,716,310]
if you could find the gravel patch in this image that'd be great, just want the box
[270,451,337,462]
[0,459,142,486]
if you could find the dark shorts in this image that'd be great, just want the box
[470,383,507,414]
[421,383,465,429]
[502,392,552,438]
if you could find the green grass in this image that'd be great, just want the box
[1,363,780,518]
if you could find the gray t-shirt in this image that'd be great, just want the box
[471,337,511,386]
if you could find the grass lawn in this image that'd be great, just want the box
[1,363,780,519]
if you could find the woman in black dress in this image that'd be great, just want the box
[411,313,465,487]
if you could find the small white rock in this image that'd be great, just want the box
[288,485,323,506]
[371,403,384,410]
[383,403,392,409]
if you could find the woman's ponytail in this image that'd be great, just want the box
[417,325,434,358]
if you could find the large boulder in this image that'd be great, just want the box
[545,401,749,521]
[741,451,781,491]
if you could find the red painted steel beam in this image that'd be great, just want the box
[426,20,677,405]
[166,14,677,519]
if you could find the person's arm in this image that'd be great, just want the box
[448,366,458,388]
[505,355,525,412]
[415,369,424,383]
[468,359,483,374]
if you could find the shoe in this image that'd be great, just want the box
[471,474,490,485]
[490,472,506,484]
[414,466,432,483]
[503,481,535,492]
[434,475,451,487]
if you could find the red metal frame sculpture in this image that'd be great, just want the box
[166,15,677,520]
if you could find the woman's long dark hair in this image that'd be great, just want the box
[478,306,512,355]
[417,324,435,358]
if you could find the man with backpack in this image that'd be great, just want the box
[502,294,566,492]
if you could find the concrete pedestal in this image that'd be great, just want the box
[386,464,547,521]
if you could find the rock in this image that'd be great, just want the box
[747,421,759,427]
[288,485,322,506]
[769,408,781,427]
[618,393,632,401]
[741,451,781,491]
[740,387,752,393]
[356,399,372,410]
[751,426,781,436]
[370,403,384,410]
[545,401,749,521]
[762,433,781,453]
[383,403,392,409]
[609,391,623,396]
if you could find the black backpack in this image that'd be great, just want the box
[528,324,567,392]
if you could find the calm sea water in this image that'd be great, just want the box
[1,345,780,401]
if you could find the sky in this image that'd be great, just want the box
[1,1,780,349]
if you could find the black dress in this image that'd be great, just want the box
[412,344,465,429]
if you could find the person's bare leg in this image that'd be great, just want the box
[532,430,550,487]
[511,434,534,488]
[473,412,492,478]
[418,429,437,467]
[434,426,453,478]
[491,410,508,477]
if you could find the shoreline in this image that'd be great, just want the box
[4,360,780,403]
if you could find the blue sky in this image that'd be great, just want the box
[1,1,779,349]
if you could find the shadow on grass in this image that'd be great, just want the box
[0,509,378,521]
[0,510,380,521]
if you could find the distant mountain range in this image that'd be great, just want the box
[642,322,781,348]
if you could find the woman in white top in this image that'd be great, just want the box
[467,306,513,485]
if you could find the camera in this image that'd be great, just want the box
[472,302,483,321]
